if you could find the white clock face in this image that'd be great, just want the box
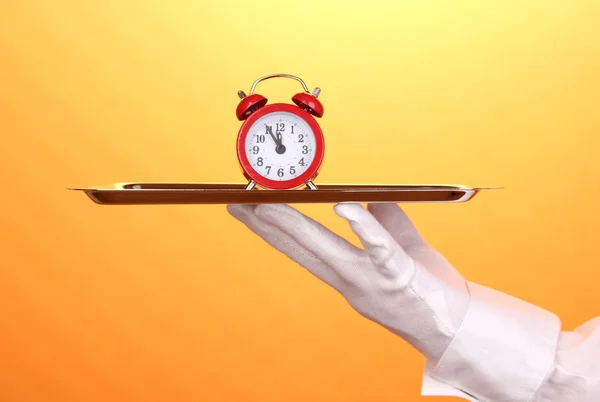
[245,111,317,182]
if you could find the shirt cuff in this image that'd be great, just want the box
[422,371,480,401]
[422,281,562,402]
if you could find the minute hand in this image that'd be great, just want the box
[265,125,280,146]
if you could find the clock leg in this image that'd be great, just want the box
[245,180,256,190]
[306,180,318,190]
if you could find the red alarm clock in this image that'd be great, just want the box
[235,74,325,190]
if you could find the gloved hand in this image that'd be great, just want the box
[227,202,471,365]
[227,203,566,402]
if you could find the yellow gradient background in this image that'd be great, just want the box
[1,1,599,401]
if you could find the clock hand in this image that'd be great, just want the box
[265,124,280,147]
[264,124,286,154]
[275,131,286,154]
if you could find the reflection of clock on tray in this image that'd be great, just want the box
[71,74,497,205]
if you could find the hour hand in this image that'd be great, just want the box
[275,132,286,154]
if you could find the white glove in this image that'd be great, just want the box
[228,202,470,364]
[227,203,593,401]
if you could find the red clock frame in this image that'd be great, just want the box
[236,103,325,190]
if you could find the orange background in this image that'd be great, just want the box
[1,1,599,401]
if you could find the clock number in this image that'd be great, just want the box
[277,168,284,177]
[252,145,259,154]
[276,123,285,134]
[302,145,309,154]
[299,158,306,166]
[290,166,296,175]
[256,135,265,143]
[291,126,295,134]
[266,166,271,175]
[265,126,273,135]
[298,134,304,143]
[257,157,263,166]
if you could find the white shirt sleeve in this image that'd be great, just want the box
[420,281,600,401]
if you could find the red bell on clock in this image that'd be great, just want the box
[235,74,325,191]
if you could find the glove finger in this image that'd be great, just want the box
[226,205,343,288]
[367,203,466,291]
[253,204,371,280]
[333,203,417,282]
[366,203,426,249]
